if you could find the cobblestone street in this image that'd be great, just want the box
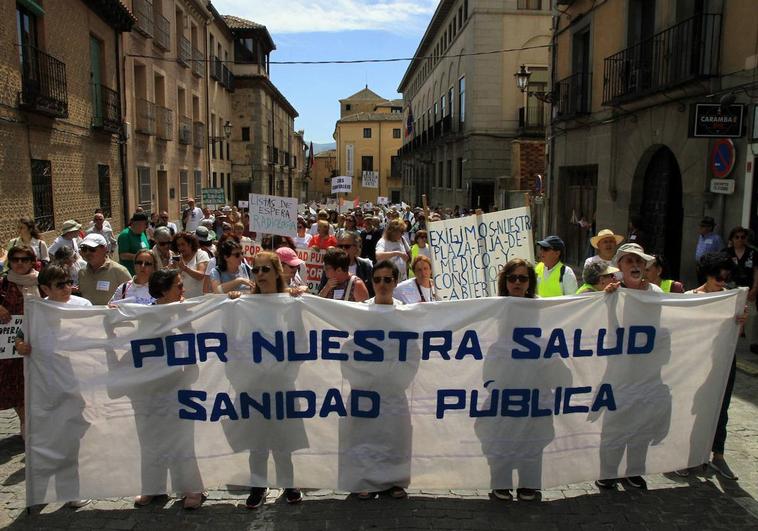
[1,340,757,531]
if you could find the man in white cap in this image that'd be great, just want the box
[606,243,662,292]
[49,220,82,257]
[78,233,131,305]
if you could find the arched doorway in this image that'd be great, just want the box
[632,146,684,278]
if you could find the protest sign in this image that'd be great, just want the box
[377,196,389,205]
[24,289,743,505]
[361,171,379,189]
[249,194,298,237]
[428,207,534,300]
[331,176,353,194]
[0,315,22,359]
[238,200,249,209]
[201,188,225,210]
[241,240,262,260]
[295,247,324,294]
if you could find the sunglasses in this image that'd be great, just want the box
[337,244,354,249]
[53,280,75,289]
[10,256,33,263]
[134,260,154,267]
[80,246,102,253]
[252,265,272,274]
[373,276,395,284]
[506,275,530,284]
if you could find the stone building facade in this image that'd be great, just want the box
[550,0,758,283]
[397,0,551,211]
[0,0,133,243]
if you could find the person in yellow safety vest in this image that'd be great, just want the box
[576,262,620,293]
[645,255,685,293]
[535,236,577,297]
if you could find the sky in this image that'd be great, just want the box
[212,0,438,144]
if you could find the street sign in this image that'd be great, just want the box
[201,187,225,209]
[710,138,736,178]
[710,179,735,194]
[691,104,744,138]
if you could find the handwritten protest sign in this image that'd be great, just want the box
[0,316,22,359]
[238,200,249,208]
[377,196,389,205]
[428,207,534,300]
[296,247,324,294]
[331,176,353,194]
[249,194,297,237]
[361,171,379,188]
[241,240,262,260]
[201,188,225,210]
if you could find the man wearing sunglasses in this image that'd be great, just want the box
[78,234,131,306]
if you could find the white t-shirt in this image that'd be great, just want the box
[184,207,204,232]
[49,236,80,257]
[110,279,156,305]
[376,237,410,282]
[394,278,435,304]
[364,297,404,307]
[294,233,313,248]
[181,250,210,298]
[46,295,92,307]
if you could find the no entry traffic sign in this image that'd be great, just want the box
[710,138,736,178]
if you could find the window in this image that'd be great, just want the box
[346,144,354,176]
[194,170,202,198]
[226,142,230,160]
[434,102,438,122]
[212,171,217,187]
[16,4,38,70]
[180,170,189,200]
[441,95,446,117]
[363,127,372,138]
[31,159,54,232]
[457,158,463,189]
[361,156,374,171]
[241,127,250,141]
[518,0,542,9]
[458,76,466,123]
[438,161,443,188]
[345,104,352,111]
[235,37,256,63]
[448,87,454,117]
[393,128,401,139]
[138,166,151,206]
[458,7,463,29]
[98,164,111,217]
[219,139,224,160]
[464,0,469,20]
[446,160,453,189]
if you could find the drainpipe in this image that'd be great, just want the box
[116,29,129,227]
[204,20,212,190]
[546,10,558,237]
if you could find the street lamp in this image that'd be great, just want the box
[514,64,553,103]
[210,120,232,143]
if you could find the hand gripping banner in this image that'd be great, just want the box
[24,289,743,505]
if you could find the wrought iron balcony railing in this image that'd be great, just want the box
[211,56,222,81]
[133,0,154,37]
[193,121,204,149]
[91,83,120,133]
[177,36,191,68]
[192,48,204,77]
[555,72,592,119]
[179,115,192,144]
[135,98,155,135]
[603,13,721,105]
[154,13,170,50]
[156,105,173,140]
[19,45,68,118]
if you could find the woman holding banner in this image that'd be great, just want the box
[394,255,438,304]
[376,219,411,282]
[275,247,308,295]
[109,249,157,305]
[0,244,40,439]
[318,248,369,302]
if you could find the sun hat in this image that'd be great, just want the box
[590,229,624,249]
[60,220,81,234]
[612,243,654,266]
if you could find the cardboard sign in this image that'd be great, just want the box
[241,240,262,260]
[361,171,379,189]
[249,194,298,237]
[295,247,325,294]
[201,188,226,210]
[331,176,353,194]
[0,316,22,359]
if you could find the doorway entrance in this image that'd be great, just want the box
[470,182,495,212]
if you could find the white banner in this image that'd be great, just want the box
[249,194,298,237]
[428,207,535,300]
[24,290,742,505]
[377,196,389,205]
[362,171,379,189]
[331,176,353,194]
[0,315,22,359]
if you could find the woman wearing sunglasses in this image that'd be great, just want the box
[293,217,312,248]
[109,249,157,305]
[172,232,209,299]
[151,226,177,270]
[0,245,40,439]
[209,239,254,295]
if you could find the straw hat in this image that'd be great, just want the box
[590,229,624,249]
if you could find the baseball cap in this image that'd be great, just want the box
[80,233,108,248]
[276,247,304,267]
[537,235,565,252]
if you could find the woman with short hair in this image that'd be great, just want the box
[172,232,209,299]
[151,226,176,270]
[394,255,438,303]
[210,239,254,294]
[110,249,157,305]
[318,248,369,302]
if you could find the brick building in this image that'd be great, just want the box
[0,0,134,244]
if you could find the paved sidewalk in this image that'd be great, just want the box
[1,344,757,530]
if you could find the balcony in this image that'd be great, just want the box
[211,56,222,81]
[518,99,546,135]
[135,98,155,135]
[222,65,234,91]
[154,13,170,51]
[19,46,68,118]
[91,83,121,133]
[271,147,279,165]
[179,115,192,144]
[193,121,204,149]
[555,72,592,119]
[602,13,721,105]
[133,0,154,37]
[192,47,203,77]
[442,115,452,135]
[284,152,291,167]
[177,36,191,68]
[155,105,173,140]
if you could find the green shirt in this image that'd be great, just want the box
[117,228,149,275]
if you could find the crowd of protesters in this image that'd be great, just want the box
[0,202,750,510]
